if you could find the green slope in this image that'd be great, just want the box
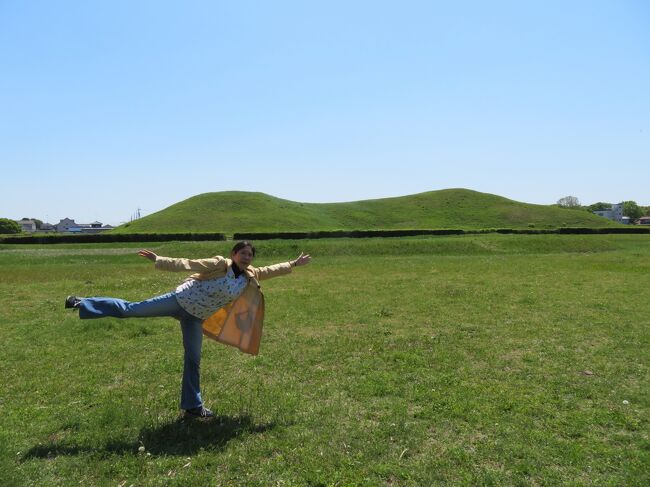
[111,188,620,234]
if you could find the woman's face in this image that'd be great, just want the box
[231,246,254,268]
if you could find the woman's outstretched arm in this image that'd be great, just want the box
[138,249,227,273]
[254,253,312,281]
[289,252,311,268]
[138,249,158,261]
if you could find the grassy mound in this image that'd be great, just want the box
[111,188,618,234]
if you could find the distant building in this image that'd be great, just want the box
[639,216,650,226]
[36,223,56,233]
[15,218,37,232]
[55,218,113,233]
[56,218,77,233]
[10,218,113,233]
[77,223,114,234]
[593,203,626,223]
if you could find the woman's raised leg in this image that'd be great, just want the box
[78,292,182,319]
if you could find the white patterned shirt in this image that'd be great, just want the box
[174,266,248,320]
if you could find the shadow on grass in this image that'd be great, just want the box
[21,414,276,460]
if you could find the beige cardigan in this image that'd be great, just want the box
[154,255,292,355]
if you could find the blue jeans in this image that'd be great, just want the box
[79,292,204,410]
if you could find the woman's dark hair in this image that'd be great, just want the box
[231,240,256,257]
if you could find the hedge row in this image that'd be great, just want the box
[235,227,650,240]
[1,227,649,244]
[556,227,650,234]
[0,232,226,244]
[235,229,466,240]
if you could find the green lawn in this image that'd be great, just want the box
[1,235,648,486]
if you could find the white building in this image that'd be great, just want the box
[55,218,77,233]
[58,218,114,233]
[15,218,37,232]
[593,203,626,223]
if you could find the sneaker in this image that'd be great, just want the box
[183,406,214,419]
[64,295,82,309]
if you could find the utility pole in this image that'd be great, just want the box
[130,208,142,222]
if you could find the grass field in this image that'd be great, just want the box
[1,235,648,486]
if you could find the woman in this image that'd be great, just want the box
[65,241,311,418]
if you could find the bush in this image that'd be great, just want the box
[0,232,227,244]
[0,218,21,234]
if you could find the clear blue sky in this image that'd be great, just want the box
[1,0,648,225]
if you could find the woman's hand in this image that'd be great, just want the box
[138,249,158,262]
[291,252,311,267]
